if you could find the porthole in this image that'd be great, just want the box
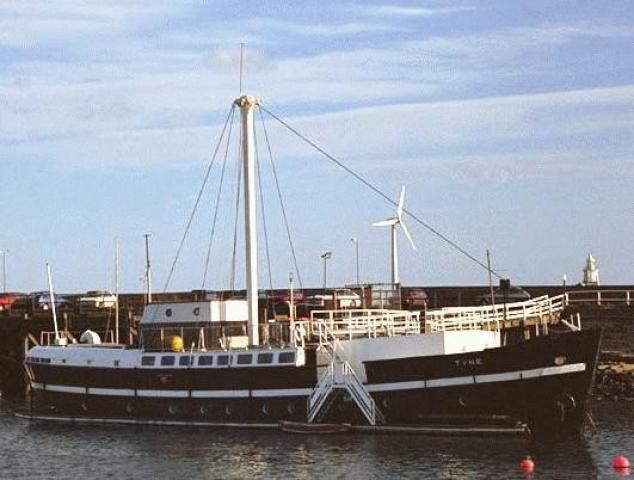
[199,406,207,416]
[261,403,270,416]
[168,404,178,415]
[381,398,390,410]
[287,402,296,415]
[193,307,200,316]
[165,308,172,317]
[458,395,468,408]
[225,404,233,416]
[80,401,88,412]
[126,403,135,414]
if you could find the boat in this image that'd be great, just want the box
[279,420,351,434]
[22,93,602,435]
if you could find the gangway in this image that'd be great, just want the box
[306,320,384,425]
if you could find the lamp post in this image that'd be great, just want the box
[0,249,7,293]
[351,237,359,285]
[321,251,332,289]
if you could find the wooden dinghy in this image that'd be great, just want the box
[279,420,351,434]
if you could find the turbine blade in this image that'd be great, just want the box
[400,219,417,250]
[396,185,406,220]
[373,218,398,227]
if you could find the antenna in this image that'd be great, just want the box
[239,42,245,93]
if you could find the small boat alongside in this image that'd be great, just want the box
[22,93,602,436]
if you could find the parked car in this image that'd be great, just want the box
[306,288,362,309]
[17,291,73,311]
[0,292,26,311]
[403,288,428,308]
[478,286,531,305]
[78,290,117,309]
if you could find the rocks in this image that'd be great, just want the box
[594,356,634,399]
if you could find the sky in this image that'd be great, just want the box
[1,0,633,293]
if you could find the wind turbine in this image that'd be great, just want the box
[372,186,416,285]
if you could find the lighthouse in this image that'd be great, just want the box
[582,254,600,286]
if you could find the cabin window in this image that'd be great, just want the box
[217,355,230,366]
[161,356,175,366]
[237,354,253,365]
[141,356,155,366]
[198,356,214,366]
[179,355,193,366]
[257,353,274,364]
[278,352,295,364]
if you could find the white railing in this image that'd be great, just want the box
[564,289,634,307]
[425,295,565,333]
[309,309,421,342]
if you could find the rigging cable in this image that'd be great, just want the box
[229,124,244,291]
[163,105,235,292]
[253,125,275,293]
[201,107,236,289]
[258,108,304,289]
[260,106,502,279]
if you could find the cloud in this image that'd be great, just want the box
[361,4,474,18]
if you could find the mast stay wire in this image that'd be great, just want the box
[253,126,275,294]
[201,107,237,289]
[258,108,304,289]
[229,124,244,291]
[163,105,235,292]
[260,106,502,280]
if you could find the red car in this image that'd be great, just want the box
[0,292,26,312]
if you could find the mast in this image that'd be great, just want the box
[114,237,120,344]
[144,233,152,304]
[235,94,260,346]
[46,263,61,344]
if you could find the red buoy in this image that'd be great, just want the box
[520,456,535,472]
[614,455,631,469]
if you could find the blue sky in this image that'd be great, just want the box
[1,1,633,293]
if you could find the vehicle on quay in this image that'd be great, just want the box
[22,91,601,436]
[0,292,26,312]
[78,290,117,310]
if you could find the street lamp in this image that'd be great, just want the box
[321,251,332,289]
[350,238,359,285]
[0,249,7,293]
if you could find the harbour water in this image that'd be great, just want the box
[1,400,632,479]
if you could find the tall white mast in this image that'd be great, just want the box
[235,94,260,346]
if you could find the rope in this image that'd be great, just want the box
[260,106,501,279]
[163,105,235,292]
[229,126,243,291]
[202,107,236,288]
[254,126,274,292]
[258,108,304,288]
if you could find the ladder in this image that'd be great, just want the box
[307,323,384,425]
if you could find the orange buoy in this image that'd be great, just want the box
[520,456,535,472]
[614,455,631,469]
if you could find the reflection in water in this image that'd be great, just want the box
[0,400,633,479]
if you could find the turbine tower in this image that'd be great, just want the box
[372,186,416,285]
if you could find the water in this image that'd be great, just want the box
[1,400,632,479]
